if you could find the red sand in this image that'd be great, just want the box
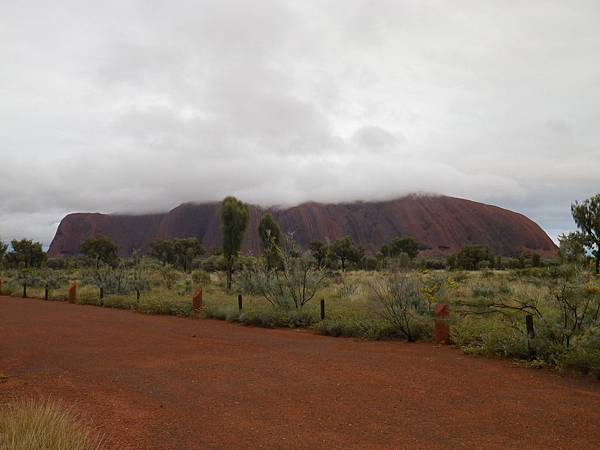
[1,296,598,449]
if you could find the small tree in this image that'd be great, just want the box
[81,235,118,269]
[381,237,420,260]
[369,272,429,342]
[258,213,283,270]
[309,241,328,269]
[7,239,46,268]
[221,196,249,290]
[0,239,7,269]
[571,194,600,274]
[241,234,328,309]
[150,239,204,272]
[330,236,357,271]
[128,250,151,300]
[150,240,175,266]
[38,268,67,300]
[15,268,40,298]
[558,232,586,264]
[174,238,204,273]
[84,263,129,303]
[454,245,495,271]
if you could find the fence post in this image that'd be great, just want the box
[68,284,77,304]
[434,303,451,344]
[320,299,325,320]
[22,283,27,298]
[526,314,536,359]
[45,283,49,301]
[238,294,243,311]
[193,288,203,312]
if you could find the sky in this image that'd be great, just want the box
[1,0,599,246]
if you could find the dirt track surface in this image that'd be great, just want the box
[1,296,599,450]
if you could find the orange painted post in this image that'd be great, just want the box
[193,288,203,312]
[68,284,77,304]
[434,303,450,344]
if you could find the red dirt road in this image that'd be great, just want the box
[1,296,599,449]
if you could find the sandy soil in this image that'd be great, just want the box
[1,296,599,449]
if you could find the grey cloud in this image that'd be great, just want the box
[1,0,600,245]
[351,126,404,152]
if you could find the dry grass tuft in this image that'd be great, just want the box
[0,398,103,450]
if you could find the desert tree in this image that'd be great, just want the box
[128,249,151,300]
[15,268,40,298]
[240,234,328,309]
[7,239,47,269]
[150,240,175,266]
[221,196,249,290]
[84,262,129,303]
[38,268,67,300]
[571,194,600,274]
[176,238,204,273]
[150,238,203,273]
[309,241,328,269]
[258,213,283,270]
[81,235,118,269]
[0,239,7,269]
[330,236,363,271]
[381,237,420,260]
[558,232,587,264]
[454,245,495,271]
[369,271,429,342]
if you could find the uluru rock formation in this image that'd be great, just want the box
[48,195,557,258]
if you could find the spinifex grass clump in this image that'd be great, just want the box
[0,398,103,450]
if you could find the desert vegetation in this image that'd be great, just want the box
[1,194,600,379]
[0,398,102,450]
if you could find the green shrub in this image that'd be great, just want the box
[451,316,529,359]
[102,295,137,310]
[313,316,397,340]
[191,269,211,286]
[558,327,600,378]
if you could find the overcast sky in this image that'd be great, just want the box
[1,0,599,246]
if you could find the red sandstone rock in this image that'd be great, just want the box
[68,284,77,304]
[435,303,451,344]
[48,195,558,258]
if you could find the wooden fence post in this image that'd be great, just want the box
[434,303,451,344]
[68,284,77,304]
[238,294,243,311]
[320,299,325,320]
[193,288,203,312]
[526,314,536,359]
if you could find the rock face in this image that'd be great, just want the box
[48,195,557,258]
